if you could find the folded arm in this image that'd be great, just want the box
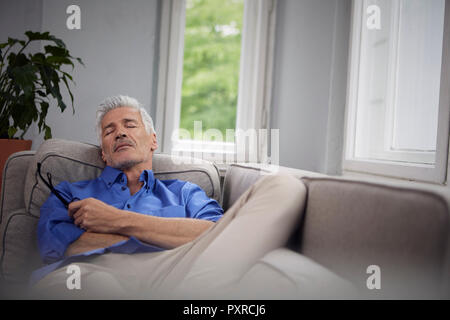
[65,232,129,256]
[66,198,214,255]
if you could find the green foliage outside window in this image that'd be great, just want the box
[180,0,243,142]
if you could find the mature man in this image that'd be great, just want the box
[36,95,222,269]
[32,95,310,299]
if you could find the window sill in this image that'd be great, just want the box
[343,158,446,184]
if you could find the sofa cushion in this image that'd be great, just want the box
[220,248,358,299]
[299,177,450,299]
[24,139,222,220]
[221,164,264,212]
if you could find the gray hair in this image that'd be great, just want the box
[96,95,155,145]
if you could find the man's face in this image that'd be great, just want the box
[100,107,157,170]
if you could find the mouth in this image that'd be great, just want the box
[114,141,134,152]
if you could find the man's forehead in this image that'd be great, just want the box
[102,107,142,126]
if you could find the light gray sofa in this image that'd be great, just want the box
[0,139,449,299]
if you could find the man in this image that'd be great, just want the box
[37,95,223,265]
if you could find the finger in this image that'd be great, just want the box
[74,216,83,227]
[72,209,83,222]
[68,199,83,218]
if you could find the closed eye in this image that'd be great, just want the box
[104,127,114,136]
[103,127,114,136]
[124,119,139,128]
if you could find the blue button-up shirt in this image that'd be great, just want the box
[32,166,223,284]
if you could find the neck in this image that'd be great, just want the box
[121,159,153,195]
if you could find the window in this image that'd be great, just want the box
[155,0,277,166]
[179,0,243,143]
[344,0,450,183]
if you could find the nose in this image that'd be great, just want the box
[115,131,127,140]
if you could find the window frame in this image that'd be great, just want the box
[343,0,450,184]
[154,0,277,165]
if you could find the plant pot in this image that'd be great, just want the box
[0,139,32,194]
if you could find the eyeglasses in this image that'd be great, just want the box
[37,163,79,209]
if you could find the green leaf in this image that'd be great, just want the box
[44,125,52,140]
[48,35,66,48]
[7,127,17,139]
[25,31,51,41]
[7,37,19,46]
[25,31,67,48]
[38,101,49,129]
[44,45,69,57]
[61,75,75,114]
[30,53,46,64]
[61,71,73,81]
[10,64,38,95]
[38,64,53,91]
[56,95,67,113]
[46,56,74,67]
[75,57,85,66]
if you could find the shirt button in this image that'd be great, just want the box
[121,186,126,191]
[127,204,131,209]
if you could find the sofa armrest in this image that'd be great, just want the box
[0,151,36,285]
[299,177,450,299]
[1,151,35,225]
[0,209,40,284]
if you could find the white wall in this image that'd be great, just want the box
[270,0,351,174]
[0,0,43,44]
[1,0,160,149]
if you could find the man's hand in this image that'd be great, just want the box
[67,197,214,252]
[68,198,126,233]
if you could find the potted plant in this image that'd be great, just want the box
[0,30,83,190]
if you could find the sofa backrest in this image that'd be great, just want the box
[24,139,222,220]
[299,177,450,299]
[221,163,325,212]
[1,138,222,284]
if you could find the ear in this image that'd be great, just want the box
[150,133,158,151]
[101,149,106,162]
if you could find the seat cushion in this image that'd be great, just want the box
[225,248,358,299]
[24,139,222,219]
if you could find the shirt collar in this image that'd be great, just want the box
[100,166,156,190]
[139,169,156,191]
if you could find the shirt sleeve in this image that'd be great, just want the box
[37,181,84,264]
[183,182,224,222]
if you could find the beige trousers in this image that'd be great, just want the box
[31,174,307,299]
